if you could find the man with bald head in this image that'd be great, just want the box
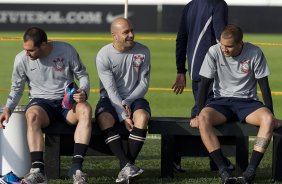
[95,18,151,183]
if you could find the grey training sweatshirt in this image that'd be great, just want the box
[95,42,150,122]
[6,41,90,112]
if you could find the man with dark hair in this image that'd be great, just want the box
[0,27,92,184]
[95,18,150,183]
[190,24,277,184]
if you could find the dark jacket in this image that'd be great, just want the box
[176,0,228,81]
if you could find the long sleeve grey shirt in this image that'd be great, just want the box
[95,42,150,122]
[6,41,90,112]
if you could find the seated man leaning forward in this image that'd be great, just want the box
[0,27,92,184]
[95,18,151,183]
[190,24,279,184]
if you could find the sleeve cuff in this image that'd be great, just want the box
[177,68,187,74]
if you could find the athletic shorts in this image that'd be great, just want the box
[95,97,151,122]
[25,98,68,123]
[206,97,265,122]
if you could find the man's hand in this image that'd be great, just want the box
[0,107,11,129]
[172,73,186,94]
[73,89,87,103]
[189,116,199,128]
[123,118,134,132]
[274,118,282,129]
[123,105,132,118]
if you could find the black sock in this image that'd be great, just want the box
[127,127,147,164]
[103,127,129,168]
[70,143,88,175]
[249,150,264,170]
[209,149,227,172]
[30,151,45,174]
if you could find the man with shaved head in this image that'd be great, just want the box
[95,18,151,183]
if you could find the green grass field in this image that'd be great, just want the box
[1,32,282,183]
[1,32,282,118]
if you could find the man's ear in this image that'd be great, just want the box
[40,41,48,48]
[239,41,244,49]
[112,32,118,41]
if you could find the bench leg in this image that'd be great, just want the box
[161,135,174,178]
[45,134,61,179]
[236,136,248,172]
[272,135,282,181]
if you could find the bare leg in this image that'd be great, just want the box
[66,102,92,177]
[238,107,274,183]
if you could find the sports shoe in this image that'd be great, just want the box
[210,157,235,171]
[0,171,21,184]
[128,164,144,178]
[115,163,144,183]
[73,170,87,184]
[237,167,256,184]
[0,178,9,184]
[62,82,78,110]
[116,164,130,183]
[172,162,186,173]
[21,168,47,184]
[219,168,237,184]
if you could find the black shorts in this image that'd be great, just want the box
[206,97,264,122]
[25,98,68,123]
[95,97,151,123]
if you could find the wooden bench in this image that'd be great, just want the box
[148,117,282,182]
[42,117,282,182]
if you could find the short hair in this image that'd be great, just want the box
[221,24,243,43]
[23,27,48,48]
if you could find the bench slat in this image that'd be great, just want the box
[149,117,259,136]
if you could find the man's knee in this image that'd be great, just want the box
[76,102,92,117]
[26,110,38,123]
[133,109,150,128]
[25,107,49,128]
[97,112,116,130]
[259,112,274,131]
[197,115,211,132]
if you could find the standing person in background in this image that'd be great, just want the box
[171,0,232,172]
[95,18,151,183]
[0,27,92,184]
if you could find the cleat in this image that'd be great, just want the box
[128,164,144,178]
[237,167,256,184]
[115,163,144,183]
[219,168,237,184]
[21,168,47,184]
[0,171,21,184]
[62,82,78,110]
[73,170,87,184]
[173,162,186,173]
[115,169,127,183]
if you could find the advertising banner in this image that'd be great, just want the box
[0,3,282,33]
[0,4,157,32]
